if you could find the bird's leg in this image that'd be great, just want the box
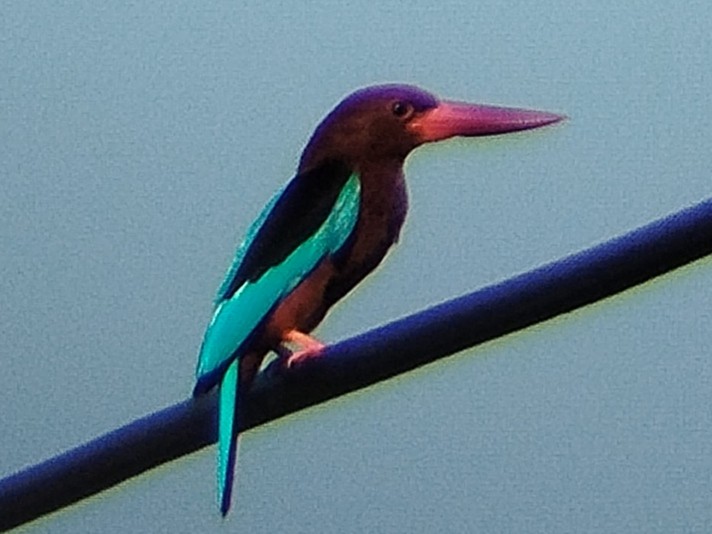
[278,329,326,368]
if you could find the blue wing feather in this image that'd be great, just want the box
[195,170,360,514]
[216,160,356,303]
[196,172,361,386]
[214,191,282,305]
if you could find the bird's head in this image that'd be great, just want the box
[299,84,564,172]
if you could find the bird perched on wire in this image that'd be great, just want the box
[192,83,563,515]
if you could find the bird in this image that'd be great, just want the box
[193,83,563,515]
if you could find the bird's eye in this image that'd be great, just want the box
[391,101,413,118]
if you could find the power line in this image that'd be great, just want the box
[2,197,712,531]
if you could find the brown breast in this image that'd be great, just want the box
[263,161,409,348]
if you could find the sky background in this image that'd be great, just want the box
[2,1,712,532]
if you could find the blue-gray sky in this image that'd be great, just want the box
[2,1,712,532]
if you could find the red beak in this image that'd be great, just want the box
[411,100,565,143]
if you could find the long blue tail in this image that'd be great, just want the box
[218,358,240,516]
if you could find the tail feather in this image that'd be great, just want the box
[218,358,240,516]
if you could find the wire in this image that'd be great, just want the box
[2,197,712,531]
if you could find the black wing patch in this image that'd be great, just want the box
[219,159,355,301]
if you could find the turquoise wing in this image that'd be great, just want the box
[194,162,360,515]
[195,165,361,390]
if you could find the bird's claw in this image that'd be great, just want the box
[285,346,324,368]
[277,330,326,369]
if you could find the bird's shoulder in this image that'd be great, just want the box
[216,159,360,303]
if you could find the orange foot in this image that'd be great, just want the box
[278,330,326,368]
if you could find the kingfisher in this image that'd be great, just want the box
[193,84,563,515]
